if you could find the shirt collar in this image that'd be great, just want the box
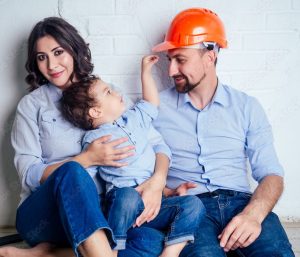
[211,80,230,107]
[176,80,230,109]
[177,91,191,108]
[47,83,63,102]
[97,115,126,129]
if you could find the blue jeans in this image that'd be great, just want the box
[179,190,295,257]
[16,162,164,257]
[105,186,205,250]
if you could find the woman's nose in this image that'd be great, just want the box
[47,56,58,70]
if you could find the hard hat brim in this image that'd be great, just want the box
[152,41,178,52]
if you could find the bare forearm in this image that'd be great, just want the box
[141,55,159,106]
[40,151,91,184]
[142,71,159,106]
[40,161,68,184]
[241,175,284,223]
[151,153,169,189]
[134,152,169,225]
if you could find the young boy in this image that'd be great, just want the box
[61,55,205,257]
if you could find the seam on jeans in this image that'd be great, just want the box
[169,204,180,235]
[217,196,226,228]
[165,234,194,245]
[220,195,230,209]
[58,186,79,256]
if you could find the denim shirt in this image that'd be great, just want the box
[153,81,284,195]
[11,84,171,204]
[11,84,84,204]
[83,100,171,193]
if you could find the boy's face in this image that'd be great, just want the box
[90,79,126,124]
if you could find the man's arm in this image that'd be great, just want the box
[141,55,159,106]
[219,175,283,251]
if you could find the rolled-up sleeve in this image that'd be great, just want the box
[148,125,172,162]
[11,95,46,191]
[132,100,158,128]
[245,97,284,182]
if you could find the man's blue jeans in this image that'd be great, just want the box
[179,190,295,257]
[105,186,205,250]
[16,162,164,257]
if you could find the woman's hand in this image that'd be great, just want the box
[75,135,135,168]
[134,175,165,227]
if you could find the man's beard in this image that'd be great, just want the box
[173,73,206,93]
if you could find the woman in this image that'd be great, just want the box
[0,17,167,257]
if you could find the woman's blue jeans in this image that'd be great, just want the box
[105,186,205,250]
[16,161,164,257]
[179,190,295,257]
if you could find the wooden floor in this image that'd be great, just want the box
[1,222,299,256]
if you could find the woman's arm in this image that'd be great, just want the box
[12,93,135,188]
[40,136,135,184]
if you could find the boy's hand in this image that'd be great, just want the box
[142,55,159,72]
[134,176,163,227]
[164,182,198,197]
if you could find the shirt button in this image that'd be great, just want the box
[129,133,132,135]
[52,118,56,122]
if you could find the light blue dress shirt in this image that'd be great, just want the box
[83,100,171,193]
[11,84,171,204]
[153,81,284,195]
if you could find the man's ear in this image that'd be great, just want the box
[206,50,217,68]
[88,106,102,119]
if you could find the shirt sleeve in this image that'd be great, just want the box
[128,100,158,129]
[82,130,100,151]
[245,97,284,182]
[11,95,47,192]
[148,125,172,162]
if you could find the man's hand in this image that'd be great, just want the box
[164,182,197,197]
[134,177,163,227]
[218,212,262,251]
[218,175,283,252]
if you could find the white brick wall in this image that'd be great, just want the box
[0,0,300,226]
[292,0,300,10]
[267,12,300,30]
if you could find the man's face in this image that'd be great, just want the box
[167,48,206,93]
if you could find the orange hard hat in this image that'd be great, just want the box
[152,8,228,52]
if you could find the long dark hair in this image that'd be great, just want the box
[25,17,93,91]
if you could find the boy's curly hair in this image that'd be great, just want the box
[61,76,99,130]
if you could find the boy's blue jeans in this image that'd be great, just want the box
[105,186,205,250]
[16,162,164,257]
[179,190,295,257]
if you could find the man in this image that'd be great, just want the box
[152,8,295,256]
